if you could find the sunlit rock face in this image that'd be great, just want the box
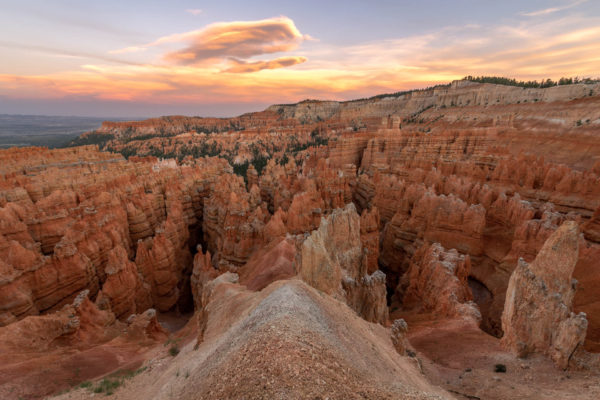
[397,242,481,324]
[502,221,588,369]
[0,147,230,324]
[298,203,389,324]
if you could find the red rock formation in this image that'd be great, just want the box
[122,308,168,343]
[238,238,296,291]
[0,290,116,353]
[583,206,600,243]
[299,204,388,324]
[285,183,325,234]
[0,288,166,399]
[501,221,587,369]
[360,207,380,274]
[0,147,229,324]
[391,318,410,355]
[2,80,600,397]
[262,207,287,239]
[95,246,151,319]
[246,164,258,188]
[190,245,218,309]
[203,173,268,270]
[398,243,480,324]
[380,186,485,276]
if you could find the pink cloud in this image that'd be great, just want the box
[161,16,307,65]
[186,9,203,16]
[224,56,307,73]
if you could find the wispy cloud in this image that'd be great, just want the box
[108,46,147,55]
[3,3,146,41]
[520,0,588,17]
[224,56,307,73]
[0,40,142,66]
[186,9,203,16]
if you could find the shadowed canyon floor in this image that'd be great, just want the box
[1,80,599,399]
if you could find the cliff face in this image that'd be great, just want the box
[501,221,588,369]
[269,80,600,125]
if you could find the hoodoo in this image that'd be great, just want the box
[502,221,588,369]
[1,78,600,399]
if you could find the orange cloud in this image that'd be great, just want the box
[109,17,309,73]
[224,56,307,73]
[0,71,175,101]
[162,16,306,65]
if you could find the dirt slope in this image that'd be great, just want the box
[56,279,450,400]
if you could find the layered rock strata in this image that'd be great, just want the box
[501,221,588,369]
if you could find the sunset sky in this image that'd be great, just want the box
[1,0,599,117]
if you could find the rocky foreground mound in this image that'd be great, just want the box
[104,278,446,400]
[1,80,599,399]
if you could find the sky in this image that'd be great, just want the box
[0,0,599,118]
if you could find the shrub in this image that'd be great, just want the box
[494,363,507,373]
[232,161,249,179]
[463,75,599,89]
[169,345,180,356]
[278,153,289,165]
[66,132,114,148]
[75,366,147,396]
[78,381,92,389]
[93,378,122,395]
[463,75,542,88]
[120,366,147,379]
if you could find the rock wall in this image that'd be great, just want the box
[501,221,588,368]
[0,148,230,324]
[299,204,389,324]
[398,243,481,324]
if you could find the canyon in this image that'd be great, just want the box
[1,79,599,399]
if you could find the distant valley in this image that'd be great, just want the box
[0,114,129,148]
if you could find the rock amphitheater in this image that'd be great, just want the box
[1,80,599,399]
